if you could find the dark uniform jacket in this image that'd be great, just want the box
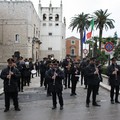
[107,64,120,86]
[71,66,80,81]
[46,68,64,93]
[0,66,21,92]
[40,61,46,74]
[85,64,100,85]
[34,62,40,71]
[62,59,73,74]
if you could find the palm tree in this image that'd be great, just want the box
[93,9,115,50]
[69,12,90,59]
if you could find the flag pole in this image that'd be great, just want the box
[92,18,94,57]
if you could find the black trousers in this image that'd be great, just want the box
[4,92,19,109]
[86,85,98,104]
[52,91,63,107]
[81,71,84,85]
[21,75,24,91]
[64,73,71,88]
[110,85,119,101]
[71,78,78,94]
[40,73,45,87]
[36,69,40,77]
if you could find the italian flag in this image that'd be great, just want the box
[87,19,94,39]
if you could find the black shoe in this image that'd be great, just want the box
[47,94,52,97]
[4,108,9,112]
[111,100,114,104]
[115,101,120,104]
[96,92,99,95]
[70,93,74,96]
[74,93,77,95]
[86,104,89,107]
[93,103,101,107]
[60,106,63,110]
[15,108,21,111]
[52,106,56,110]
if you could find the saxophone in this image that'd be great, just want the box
[67,61,72,71]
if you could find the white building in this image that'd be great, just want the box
[38,0,66,60]
[0,0,41,65]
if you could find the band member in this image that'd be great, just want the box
[85,57,101,107]
[0,58,21,112]
[80,57,89,89]
[107,57,120,104]
[29,58,34,79]
[16,57,25,92]
[70,62,80,96]
[34,59,40,77]
[40,58,47,87]
[46,61,64,110]
[95,60,103,95]
[45,62,53,97]
[24,61,31,86]
[62,56,73,89]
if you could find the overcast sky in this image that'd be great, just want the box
[31,0,120,39]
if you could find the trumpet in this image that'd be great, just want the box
[67,62,72,70]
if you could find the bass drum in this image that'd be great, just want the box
[31,70,37,75]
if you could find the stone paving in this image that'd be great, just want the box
[0,76,120,120]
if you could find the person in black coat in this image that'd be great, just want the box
[0,58,21,112]
[85,57,101,107]
[107,57,120,104]
[70,62,80,96]
[62,57,73,89]
[34,59,40,77]
[40,59,47,87]
[46,61,64,110]
[80,57,89,89]
[95,60,103,95]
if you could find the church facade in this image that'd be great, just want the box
[38,1,66,60]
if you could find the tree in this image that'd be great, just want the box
[93,9,115,50]
[114,43,120,60]
[69,12,90,59]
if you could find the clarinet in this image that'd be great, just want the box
[53,69,57,85]
[8,67,11,85]
[95,64,101,80]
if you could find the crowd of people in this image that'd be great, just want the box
[0,54,120,112]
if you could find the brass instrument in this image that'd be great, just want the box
[67,62,72,71]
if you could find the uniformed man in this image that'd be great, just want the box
[85,57,101,107]
[0,58,21,112]
[107,57,120,104]
[46,61,64,110]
